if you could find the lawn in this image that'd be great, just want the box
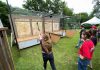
[10,30,100,70]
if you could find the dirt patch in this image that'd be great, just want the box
[66,30,76,38]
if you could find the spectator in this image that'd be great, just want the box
[78,31,94,70]
[75,26,86,48]
[97,27,100,42]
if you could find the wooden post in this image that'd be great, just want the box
[0,27,15,70]
[42,16,45,34]
[30,19,33,35]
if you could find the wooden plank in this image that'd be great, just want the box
[15,21,32,37]
[2,31,15,70]
[0,30,15,70]
[32,22,40,35]
[0,35,11,70]
[45,22,52,32]
[46,32,61,43]
[0,27,8,31]
[17,35,39,42]
[18,38,40,49]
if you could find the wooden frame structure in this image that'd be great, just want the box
[10,14,61,49]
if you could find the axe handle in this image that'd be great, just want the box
[49,33,51,39]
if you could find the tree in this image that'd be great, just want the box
[23,0,47,12]
[88,11,94,19]
[80,13,89,23]
[92,0,100,18]
[51,0,62,14]
[63,6,73,16]
[0,1,10,28]
[44,0,53,12]
[23,0,73,15]
[60,1,73,16]
[74,13,89,23]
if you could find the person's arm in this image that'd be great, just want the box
[48,33,53,47]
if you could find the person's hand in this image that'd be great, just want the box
[79,55,84,60]
[39,33,45,40]
[81,39,84,42]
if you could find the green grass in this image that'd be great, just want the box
[10,30,100,70]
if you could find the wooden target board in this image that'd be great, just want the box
[10,15,61,49]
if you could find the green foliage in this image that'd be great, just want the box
[23,0,46,12]
[0,14,10,28]
[0,1,8,14]
[52,0,62,14]
[63,7,73,16]
[75,13,89,23]
[97,25,100,29]
[88,12,94,19]
[60,15,81,30]
[23,0,73,15]
[80,13,89,22]
[92,0,100,18]
[0,1,10,28]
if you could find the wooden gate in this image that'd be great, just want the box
[0,27,15,70]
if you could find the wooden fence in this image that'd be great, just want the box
[0,27,15,70]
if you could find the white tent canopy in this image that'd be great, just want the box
[81,17,100,25]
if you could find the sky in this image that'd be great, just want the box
[64,0,94,14]
[1,0,94,14]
